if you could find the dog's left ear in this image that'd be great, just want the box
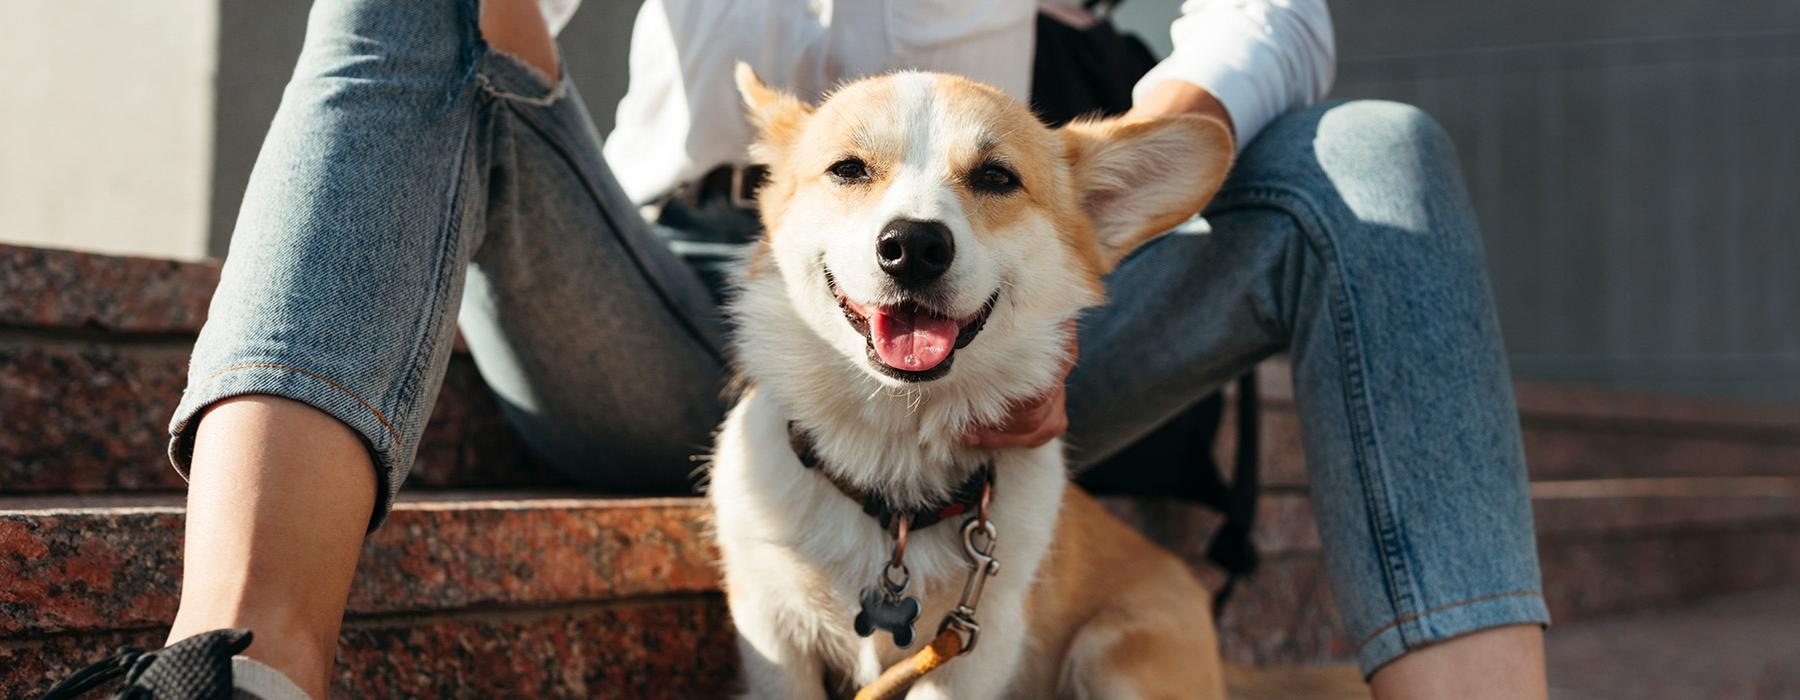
[1060,115,1234,269]
[735,62,812,164]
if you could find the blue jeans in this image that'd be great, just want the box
[169,0,1546,676]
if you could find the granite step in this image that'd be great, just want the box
[1,243,553,494]
[0,342,556,493]
[8,600,738,700]
[1544,586,1800,699]
[1108,475,1800,666]
[8,244,1800,695]
[9,242,1800,497]
[0,493,715,639]
[7,479,1800,693]
[1220,364,1800,489]
[1,493,727,697]
[7,327,1797,496]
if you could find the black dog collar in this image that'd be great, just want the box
[787,422,992,532]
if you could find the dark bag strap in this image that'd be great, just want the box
[1030,2,1263,621]
[1206,373,1261,617]
[1029,9,1159,126]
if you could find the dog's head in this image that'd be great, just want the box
[733,64,1232,396]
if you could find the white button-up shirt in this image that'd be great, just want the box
[539,0,1335,204]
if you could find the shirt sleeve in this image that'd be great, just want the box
[537,0,581,36]
[1133,0,1336,150]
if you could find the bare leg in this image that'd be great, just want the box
[166,397,375,699]
[1369,624,1547,700]
[161,5,569,698]
[480,0,560,79]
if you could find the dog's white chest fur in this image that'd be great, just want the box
[709,387,1062,697]
[710,65,1236,698]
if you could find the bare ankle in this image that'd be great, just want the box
[169,395,375,699]
[168,612,332,699]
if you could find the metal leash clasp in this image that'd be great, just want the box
[940,516,1000,654]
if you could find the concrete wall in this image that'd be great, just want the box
[1117,1,1800,404]
[9,1,1797,404]
[1328,4,1800,404]
[0,1,218,260]
[204,1,640,256]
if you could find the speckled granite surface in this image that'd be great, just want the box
[6,242,1800,696]
[0,242,547,495]
[0,245,219,334]
[0,244,725,697]
[1545,587,1800,699]
[8,240,1795,498]
[0,496,717,637]
[1220,371,1800,489]
[0,345,551,493]
[9,488,1798,651]
[10,343,1791,497]
[333,597,737,699]
[0,342,192,492]
[0,628,169,696]
[0,598,737,699]
[1101,488,1800,666]
[0,504,185,637]
[345,496,718,613]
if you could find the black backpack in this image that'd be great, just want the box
[1031,2,1261,616]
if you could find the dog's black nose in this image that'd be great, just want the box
[876,219,954,286]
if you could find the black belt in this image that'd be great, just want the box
[670,163,768,210]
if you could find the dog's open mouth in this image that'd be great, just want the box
[825,270,997,382]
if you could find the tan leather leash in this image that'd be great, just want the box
[853,481,1000,700]
[852,628,966,700]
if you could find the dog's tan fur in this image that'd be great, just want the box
[1025,489,1227,698]
[710,65,1247,698]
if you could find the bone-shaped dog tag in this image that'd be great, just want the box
[854,563,921,648]
[854,586,921,647]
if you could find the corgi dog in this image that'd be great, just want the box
[707,63,1236,699]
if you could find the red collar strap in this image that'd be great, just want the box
[788,422,993,532]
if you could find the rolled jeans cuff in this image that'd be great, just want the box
[1356,589,1551,677]
[167,362,401,530]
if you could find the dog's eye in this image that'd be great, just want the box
[971,163,1021,194]
[828,158,870,182]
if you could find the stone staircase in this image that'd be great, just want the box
[4,243,1799,697]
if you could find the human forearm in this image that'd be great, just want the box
[1125,79,1236,143]
[1137,0,1335,149]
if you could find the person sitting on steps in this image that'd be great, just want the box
[43,1,1549,698]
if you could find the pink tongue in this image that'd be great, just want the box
[870,306,959,372]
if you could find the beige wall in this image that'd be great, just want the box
[0,1,217,261]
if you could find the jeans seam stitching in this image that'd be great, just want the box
[184,362,399,438]
[380,97,480,456]
[1209,182,1424,640]
[1204,188,1311,341]
[1352,589,1544,655]
[501,100,730,367]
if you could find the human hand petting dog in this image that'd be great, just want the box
[962,321,1079,449]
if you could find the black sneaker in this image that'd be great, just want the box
[40,629,283,700]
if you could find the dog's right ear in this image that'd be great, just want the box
[735,62,811,163]
[1059,114,1234,270]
